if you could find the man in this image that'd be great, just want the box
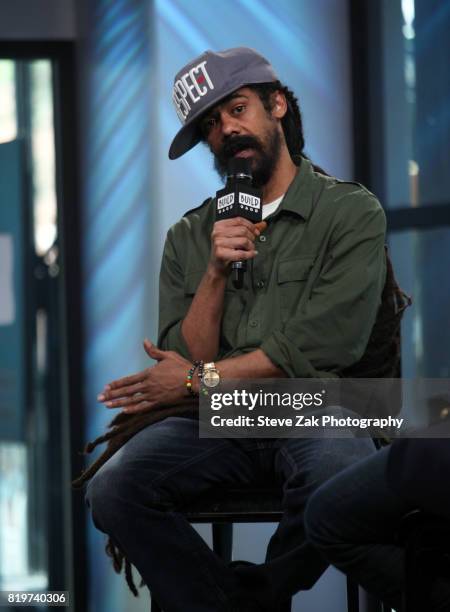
[84,47,393,611]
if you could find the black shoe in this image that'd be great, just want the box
[227,592,267,612]
[229,561,257,570]
[228,561,278,612]
[230,560,271,590]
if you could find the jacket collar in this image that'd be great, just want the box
[276,156,314,221]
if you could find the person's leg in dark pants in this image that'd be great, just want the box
[233,411,377,601]
[86,416,259,612]
[304,446,450,611]
[266,435,376,592]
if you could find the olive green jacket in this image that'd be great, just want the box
[158,157,386,378]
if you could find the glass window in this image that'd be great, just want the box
[30,61,57,257]
[0,58,59,596]
[389,227,450,378]
[381,0,450,208]
[368,2,450,383]
[0,61,17,143]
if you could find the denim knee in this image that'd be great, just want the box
[85,453,142,533]
[310,437,376,488]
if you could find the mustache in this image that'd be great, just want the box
[218,135,263,160]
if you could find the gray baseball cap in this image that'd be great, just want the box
[169,47,279,160]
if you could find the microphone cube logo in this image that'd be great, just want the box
[217,193,235,214]
[215,186,262,223]
[239,192,261,212]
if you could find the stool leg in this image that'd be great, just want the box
[362,589,390,612]
[150,595,162,612]
[279,597,292,611]
[347,576,359,612]
[212,523,233,562]
[366,592,384,612]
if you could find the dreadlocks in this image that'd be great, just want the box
[250,80,411,376]
[250,81,305,160]
[73,404,198,595]
[73,82,411,596]
[250,80,328,174]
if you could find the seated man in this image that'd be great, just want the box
[305,422,450,611]
[75,47,406,611]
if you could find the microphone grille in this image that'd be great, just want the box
[227,158,252,178]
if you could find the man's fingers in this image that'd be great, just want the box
[219,228,257,242]
[215,217,259,235]
[213,219,266,243]
[123,400,156,415]
[97,370,147,400]
[100,381,146,401]
[215,236,255,251]
[104,393,147,408]
[109,371,146,389]
[212,228,256,245]
[216,248,258,261]
[234,250,258,261]
[143,339,166,361]
[228,217,266,235]
[221,217,255,228]
[254,221,267,233]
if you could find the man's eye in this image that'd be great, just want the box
[202,117,217,133]
[233,105,245,114]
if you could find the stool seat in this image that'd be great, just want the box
[180,487,284,523]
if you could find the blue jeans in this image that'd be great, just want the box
[304,446,450,611]
[86,414,375,612]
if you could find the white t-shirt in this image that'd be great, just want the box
[262,195,284,219]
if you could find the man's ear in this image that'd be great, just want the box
[271,91,288,119]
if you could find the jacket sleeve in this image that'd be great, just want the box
[157,227,192,359]
[260,193,387,377]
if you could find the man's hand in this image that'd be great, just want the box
[97,339,193,415]
[209,218,267,275]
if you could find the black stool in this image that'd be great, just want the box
[149,487,385,612]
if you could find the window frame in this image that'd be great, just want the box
[0,40,85,611]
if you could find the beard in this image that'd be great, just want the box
[211,124,282,188]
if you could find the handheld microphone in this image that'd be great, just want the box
[215,158,262,289]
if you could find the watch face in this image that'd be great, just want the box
[203,370,220,388]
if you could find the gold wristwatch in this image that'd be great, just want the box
[202,362,220,388]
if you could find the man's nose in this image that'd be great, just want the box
[220,111,241,137]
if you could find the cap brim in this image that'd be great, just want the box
[168,86,235,160]
[168,121,203,160]
[168,79,268,160]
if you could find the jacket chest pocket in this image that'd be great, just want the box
[277,258,314,322]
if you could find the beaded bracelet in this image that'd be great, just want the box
[185,360,202,397]
[196,361,210,396]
